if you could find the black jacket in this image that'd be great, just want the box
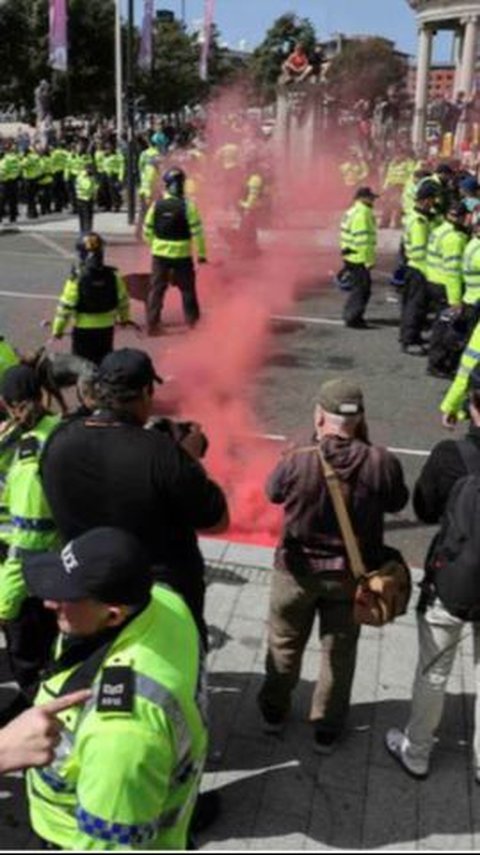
[413,425,480,524]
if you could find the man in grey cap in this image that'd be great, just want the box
[257,377,409,752]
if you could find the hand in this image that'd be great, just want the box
[0,689,92,773]
[179,421,206,460]
[442,412,457,430]
[198,257,208,265]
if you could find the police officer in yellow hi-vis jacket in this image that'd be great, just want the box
[143,166,207,335]
[51,233,130,365]
[340,186,378,328]
[24,527,208,851]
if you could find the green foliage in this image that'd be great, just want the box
[249,12,317,103]
[138,19,201,115]
[326,38,406,106]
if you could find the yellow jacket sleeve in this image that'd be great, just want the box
[115,274,131,323]
[52,277,79,336]
[187,201,206,260]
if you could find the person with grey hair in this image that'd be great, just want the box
[257,377,409,752]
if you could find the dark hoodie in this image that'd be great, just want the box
[266,434,409,574]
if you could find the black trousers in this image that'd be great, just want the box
[78,200,94,234]
[400,267,429,346]
[0,180,19,222]
[147,257,200,331]
[38,183,52,215]
[72,326,114,365]
[342,263,371,325]
[52,172,67,212]
[26,179,38,218]
[4,597,58,700]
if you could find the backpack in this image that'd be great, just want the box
[427,440,480,620]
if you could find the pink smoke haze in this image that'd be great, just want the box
[127,87,344,545]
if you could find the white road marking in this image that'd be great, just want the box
[256,433,430,458]
[271,314,344,326]
[0,289,57,301]
[29,232,73,259]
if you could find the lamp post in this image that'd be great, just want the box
[126,0,136,225]
[115,0,123,143]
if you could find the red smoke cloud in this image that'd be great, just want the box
[130,87,343,545]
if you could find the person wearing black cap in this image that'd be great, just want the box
[40,348,229,643]
[0,364,60,720]
[257,377,408,752]
[339,186,378,329]
[400,180,440,354]
[386,365,480,782]
[24,527,208,851]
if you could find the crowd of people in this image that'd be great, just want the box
[3,91,480,849]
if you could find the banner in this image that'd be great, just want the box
[139,0,154,71]
[49,0,68,72]
[200,0,215,81]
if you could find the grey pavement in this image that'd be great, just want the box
[196,538,479,852]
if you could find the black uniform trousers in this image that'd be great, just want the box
[4,597,58,700]
[52,172,67,212]
[78,200,94,234]
[400,266,430,346]
[147,256,200,332]
[72,326,114,365]
[26,179,38,218]
[342,262,371,326]
[0,179,18,222]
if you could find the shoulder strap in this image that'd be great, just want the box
[317,447,366,581]
[457,438,480,474]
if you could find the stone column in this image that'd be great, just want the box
[459,15,478,96]
[275,88,290,167]
[412,25,433,151]
[453,27,464,95]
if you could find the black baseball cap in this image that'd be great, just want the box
[0,364,42,405]
[98,348,163,399]
[24,527,153,605]
[355,186,379,200]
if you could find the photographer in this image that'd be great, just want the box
[40,348,229,644]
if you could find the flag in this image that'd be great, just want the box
[139,0,154,71]
[200,0,215,81]
[49,0,68,72]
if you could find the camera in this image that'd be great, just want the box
[147,417,209,458]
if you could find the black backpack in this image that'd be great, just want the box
[428,440,480,620]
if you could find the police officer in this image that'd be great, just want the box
[340,186,378,329]
[1,140,21,223]
[237,166,264,257]
[103,140,125,212]
[461,209,480,335]
[50,141,69,212]
[24,527,208,851]
[76,161,97,234]
[400,181,440,354]
[50,232,131,364]
[143,167,207,335]
[22,144,42,219]
[426,203,470,377]
[0,365,60,712]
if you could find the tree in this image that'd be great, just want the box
[326,38,407,107]
[249,12,317,103]
[138,18,202,116]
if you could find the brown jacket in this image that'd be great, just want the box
[266,434,409,575]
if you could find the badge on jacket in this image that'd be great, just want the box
[97,666,134,713]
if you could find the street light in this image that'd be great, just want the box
[126,0,136,225]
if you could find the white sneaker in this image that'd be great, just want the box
[385,728,429,779]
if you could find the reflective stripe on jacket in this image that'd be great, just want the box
[463,236,480,305]
[52,269,130,335]
[143,192,206,260]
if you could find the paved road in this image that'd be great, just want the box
[0,225,474,851]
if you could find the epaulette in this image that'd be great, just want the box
[18,434,40,460]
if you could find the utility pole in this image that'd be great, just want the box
[126,0,136,225]
[115,0,123,144]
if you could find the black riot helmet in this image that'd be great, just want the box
[163,167,186,197]
[76,232,105,270]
